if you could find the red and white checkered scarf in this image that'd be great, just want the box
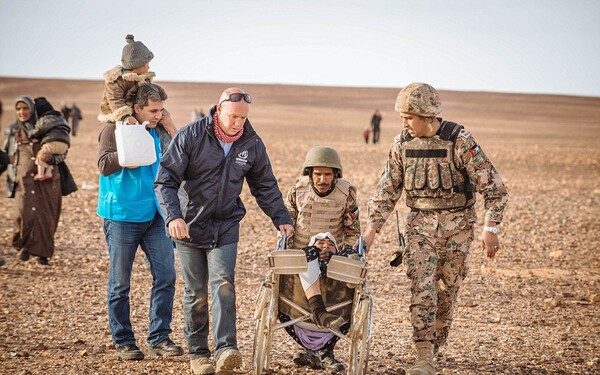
[213,112,244,143]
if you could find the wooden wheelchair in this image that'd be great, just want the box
[252,235,373,374]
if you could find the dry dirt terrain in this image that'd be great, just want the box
[0,77,599,375]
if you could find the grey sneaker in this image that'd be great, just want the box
[114,344,144,360]
[215,348,242,373]
[293,349,320,368]
[191,357,215,374]
[148,337,183,356]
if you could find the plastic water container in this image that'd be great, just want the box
[114,121,157,167]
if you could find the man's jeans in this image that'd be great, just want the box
[177,242,237,360]
[103,213,176,347]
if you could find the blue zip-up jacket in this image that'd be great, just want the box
[97,124,163,222]
[154,106,292,248]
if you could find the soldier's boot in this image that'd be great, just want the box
[318,348,346,374]
[408,341,436,375]
[308,295,344,329]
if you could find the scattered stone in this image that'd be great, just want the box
[545,295,564,307]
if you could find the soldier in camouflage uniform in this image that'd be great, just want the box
[363,82,509,375]
[284,146,361,373]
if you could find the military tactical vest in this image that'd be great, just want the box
[401,121,475,210]
[292,176,350,248]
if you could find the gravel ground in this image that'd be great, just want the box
[0,78,599,374]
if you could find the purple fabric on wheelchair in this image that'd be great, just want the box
[294,326,335,350]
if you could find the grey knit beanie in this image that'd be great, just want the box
[121,34,154,70]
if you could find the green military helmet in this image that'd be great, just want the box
[395,82,443,117]
[302,146,343,177]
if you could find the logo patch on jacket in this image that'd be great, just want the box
[236,150,248,165]
[469,144,481,156]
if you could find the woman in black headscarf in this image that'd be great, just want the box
[2,96,66,265]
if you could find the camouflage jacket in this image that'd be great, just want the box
[368,121,509,232]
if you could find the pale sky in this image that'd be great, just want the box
[1,0,599,97]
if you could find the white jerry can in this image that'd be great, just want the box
[114,121,157,167]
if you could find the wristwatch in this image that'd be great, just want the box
[483,226,500,234]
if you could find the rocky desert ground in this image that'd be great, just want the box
[0,77,599,374]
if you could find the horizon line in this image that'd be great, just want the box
[0,75,597,100]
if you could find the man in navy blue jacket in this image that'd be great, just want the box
[155,87,294,375]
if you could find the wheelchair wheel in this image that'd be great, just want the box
[348,298,371,375]
[253,284,273,375]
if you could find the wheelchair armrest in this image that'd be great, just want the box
[326,255,368,284]
[268,249,308,274]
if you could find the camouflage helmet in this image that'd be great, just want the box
[302,146,343,178]
[395,82,442,117]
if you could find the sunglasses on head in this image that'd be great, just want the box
[219,93,252,106]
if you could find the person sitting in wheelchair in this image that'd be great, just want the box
[283,146,362,373]
[279,232,361,373]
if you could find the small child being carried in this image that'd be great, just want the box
[30,97,70,181]
[97,34,176,137]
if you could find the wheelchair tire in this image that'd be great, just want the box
[348,297,371,375]
[253,284,273,375]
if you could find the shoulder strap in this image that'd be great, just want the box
[441,121,475,201]
[438,121,463,141]
[334,178,351,195]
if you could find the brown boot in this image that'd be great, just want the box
[308,295,344,329]
[408,341,436,375]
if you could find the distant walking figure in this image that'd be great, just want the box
[69,103,82,136]
[60,101,71,121]
[371,109,382,144]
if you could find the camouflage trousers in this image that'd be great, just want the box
[404,208,474,347]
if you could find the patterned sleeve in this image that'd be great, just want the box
[285,184,298,225]
[455,129,509,223]
[284,183,298,247]
[367,137,405,232]
[342,184,361,247]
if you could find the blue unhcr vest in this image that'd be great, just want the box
[97,128,162,222]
